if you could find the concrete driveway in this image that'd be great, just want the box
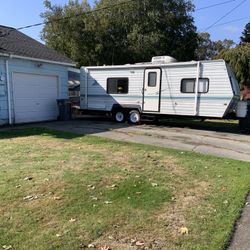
[34,117,250,162]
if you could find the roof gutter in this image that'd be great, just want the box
[0,52,76,67]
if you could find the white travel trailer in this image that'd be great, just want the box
[80,56,248,124]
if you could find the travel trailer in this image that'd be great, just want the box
[80,56,249,125]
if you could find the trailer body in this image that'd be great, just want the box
[80,57,244,123]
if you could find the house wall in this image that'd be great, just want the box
[0,56,69,125]
[0,57,7,125]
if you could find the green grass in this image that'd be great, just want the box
[0,128,249,250]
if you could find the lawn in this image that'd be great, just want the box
[0,128,249,250]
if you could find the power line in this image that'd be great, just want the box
[212,17,249,28]
[1,0,248,52]
[196,0,237,11]
[5,0,242,33]
[0,0,135,37]
[204,0,248,31]
[16,0,135,31]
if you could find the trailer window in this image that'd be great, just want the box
[107,78,129,94]
[198,78,209,93]
[148,72,157,87]
[181,79,195,93]
[181,78,209,93]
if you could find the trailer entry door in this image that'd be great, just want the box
[143,68,161,112]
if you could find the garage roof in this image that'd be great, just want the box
[0,25,75,66]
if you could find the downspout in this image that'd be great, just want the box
[5,59,12,125]
[194,61,200,116]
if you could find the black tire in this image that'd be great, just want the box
[113,110,126,123]
[128,110,141,124]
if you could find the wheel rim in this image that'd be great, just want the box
[115,112,124,122]
[130,112,140,123]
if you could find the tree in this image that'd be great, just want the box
[195,32,234,60]
[41,0,97,66]
[240,21,250,43]
[41,0,198,66]
[195,32,213,60]
[215,44,250,87]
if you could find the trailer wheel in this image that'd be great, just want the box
[128,110,141,124]
[113,110,126,123]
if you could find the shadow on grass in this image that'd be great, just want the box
[0,127,82,140]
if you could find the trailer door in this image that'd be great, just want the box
[143,68,161,112]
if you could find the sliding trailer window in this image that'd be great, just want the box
[107,78,129,94]
[181,78,209,93]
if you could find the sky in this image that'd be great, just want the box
[0,0,249,44]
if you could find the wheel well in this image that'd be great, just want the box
[111,104,141,114]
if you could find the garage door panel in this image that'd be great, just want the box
[15,88,57,98]
[14,101,57,112]
[15,111,58,123]
[13,73,59,123]
[14,98,57,107]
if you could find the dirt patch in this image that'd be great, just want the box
[157,180,210,239]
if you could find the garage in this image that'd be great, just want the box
[0,25,76,125]
[13,73,59,123]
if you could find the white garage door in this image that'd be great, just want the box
[13,73,59,123]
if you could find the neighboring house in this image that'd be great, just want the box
[0,25,76,125]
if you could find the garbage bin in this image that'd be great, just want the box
[247,101,250,117]
[57,99,72,121]
[239,101,250,131]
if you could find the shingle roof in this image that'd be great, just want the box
[0,25,75,65]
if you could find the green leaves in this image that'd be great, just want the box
[215,44,250,87]
[240,21,250,44]
[196,32,235,60]
[40,0,198,66]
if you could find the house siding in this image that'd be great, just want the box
[0,56,69,125]
[0,57,7,125]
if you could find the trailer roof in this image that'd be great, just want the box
[83,59,225,70]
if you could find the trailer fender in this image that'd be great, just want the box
[111,104,142,113]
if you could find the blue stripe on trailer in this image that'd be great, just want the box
[84,94,233,100]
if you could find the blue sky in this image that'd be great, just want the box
[0,0,249,43]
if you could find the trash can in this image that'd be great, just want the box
[239,101,250,131]
[247,101,250,117]
[57,99,72,121]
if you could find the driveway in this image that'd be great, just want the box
[32,117,250,162]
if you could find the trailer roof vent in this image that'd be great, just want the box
[151,56,177,64]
